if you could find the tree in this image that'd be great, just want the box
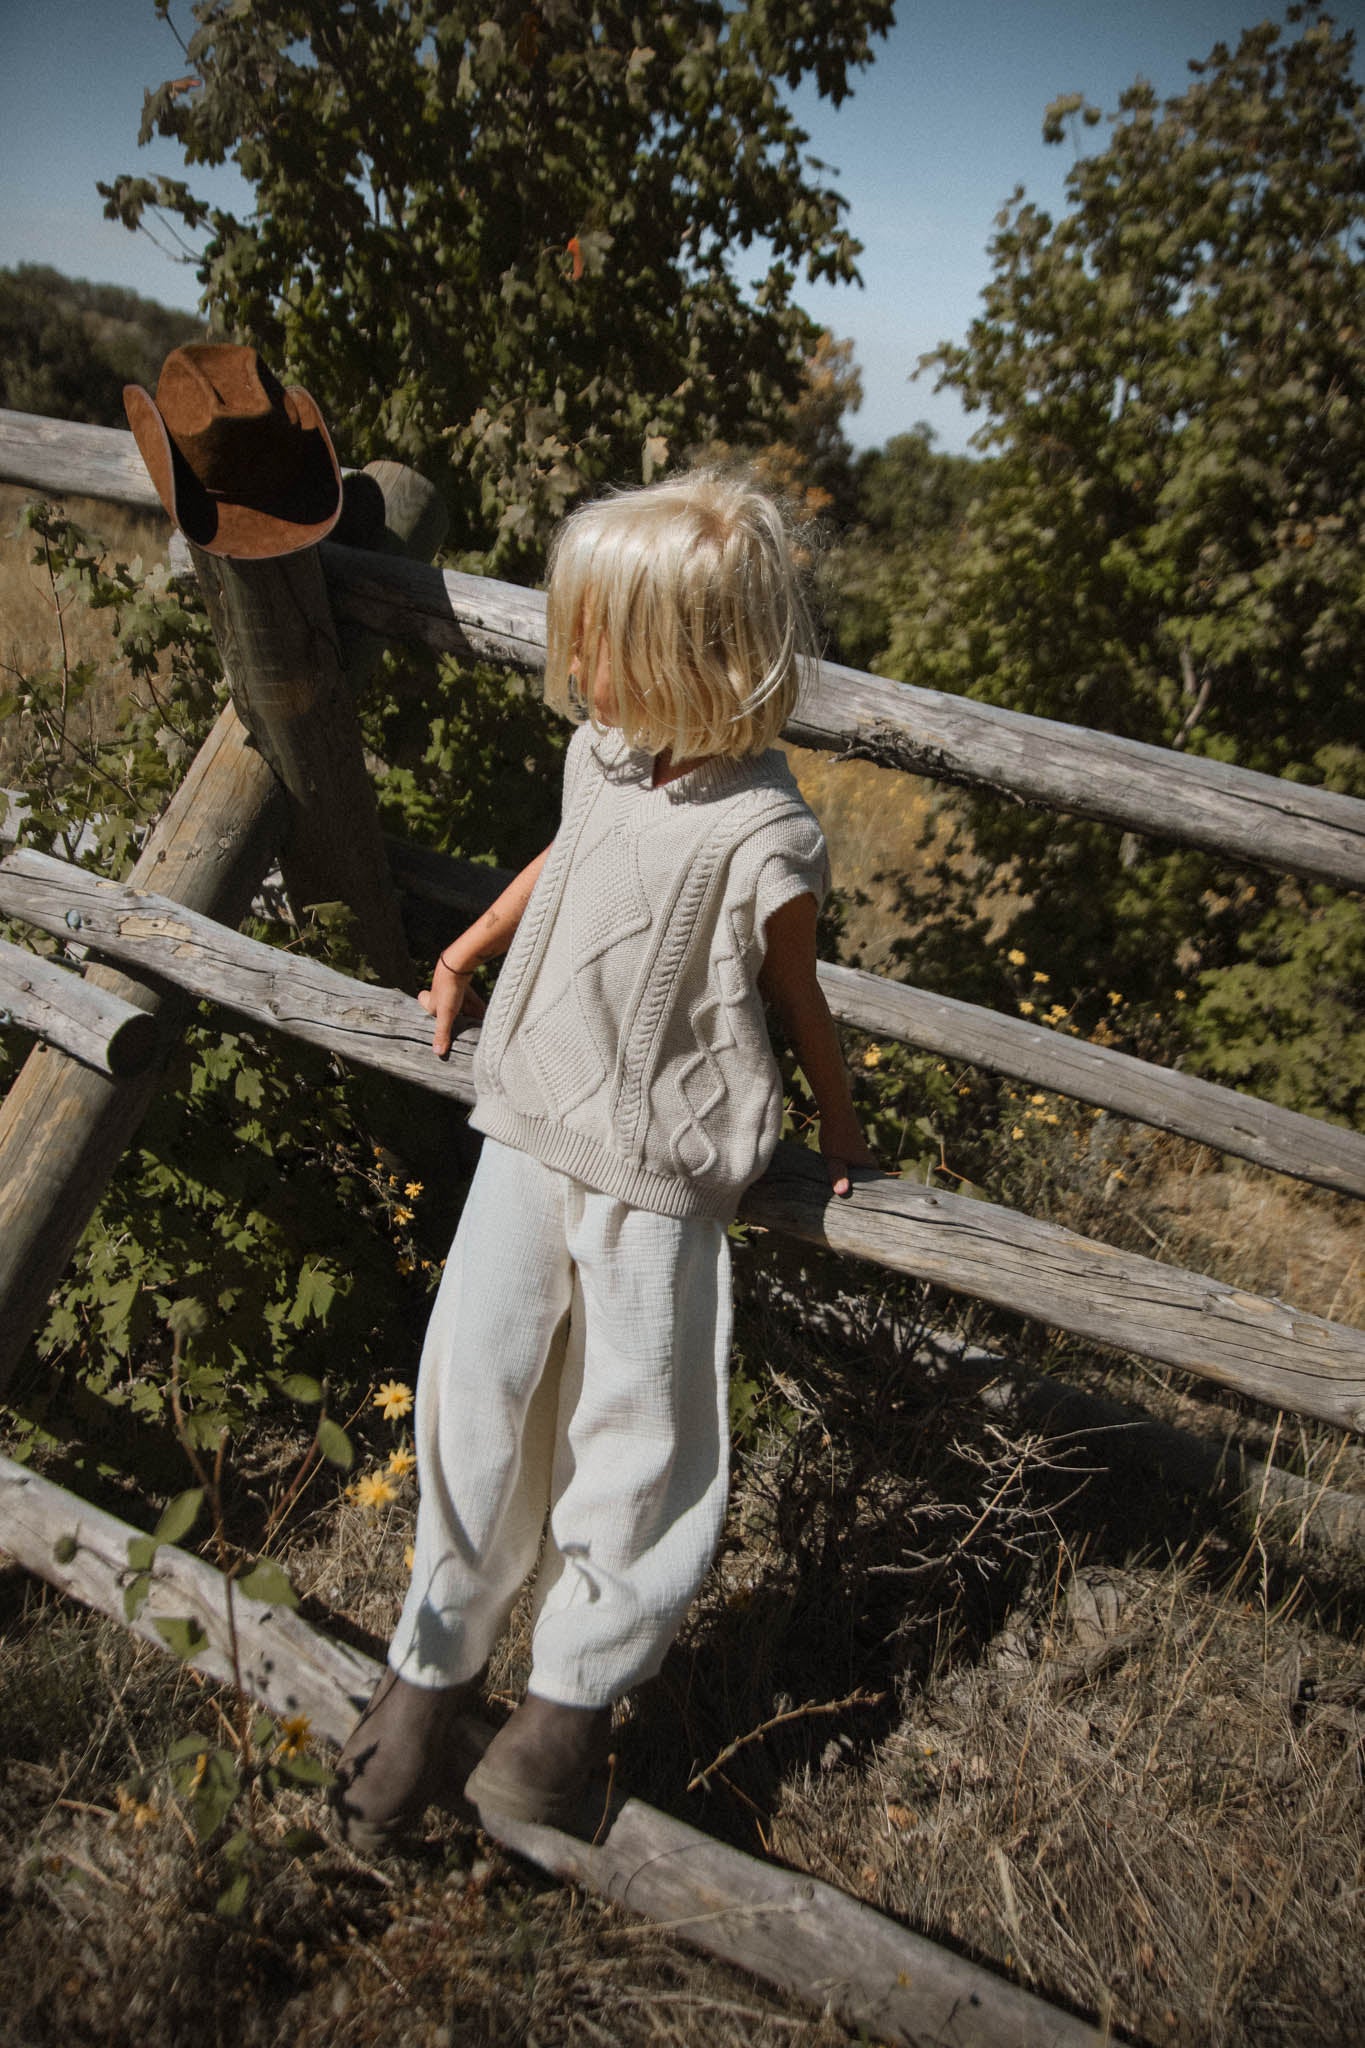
[875,5,1365,1117]
[103,0,894,577]
[0,265,202,427]
[917,3,1364,776]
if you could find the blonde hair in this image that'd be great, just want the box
[543,471,813,759]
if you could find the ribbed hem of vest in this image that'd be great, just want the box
[468,1102,743,1222]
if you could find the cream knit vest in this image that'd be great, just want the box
[470,725,828,1219]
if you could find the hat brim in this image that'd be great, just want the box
[123,381,343,560]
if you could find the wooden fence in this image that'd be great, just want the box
[1,404,1362,2043]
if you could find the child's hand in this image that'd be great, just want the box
[818,1114,882,1199]
[419,954,486,1059]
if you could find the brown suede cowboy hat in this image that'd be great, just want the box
[123,344,342,559]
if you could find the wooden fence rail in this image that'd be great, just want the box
[311,537,1365,893]
[3,850,1363,1433]
[387,841,1365,1201]
[4,408,1363,891]
[0,934,157,1077]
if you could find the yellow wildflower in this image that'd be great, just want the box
[1018,1001,1036,1017]
[1029,1094,1047,1106]
[393,1205,414,1226]
[861,1045,883,1070]
[373,1380,414,1421]
[1175,990,1187,1002]
[277,1714,312,1760]
[404,1180,424,1199]
[1011,1125,1025,1140]
[116,1786,161,1830]
[387,1448,417,1479]
[1032,970,1050,985]
[351,1472,398,1510]
[1007,948,1027,967]
[1108,990,1123,1005]
[396,1256,415,1277]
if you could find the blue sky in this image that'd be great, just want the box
[2,0,1361,451]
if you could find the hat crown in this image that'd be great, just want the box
[155,345,303,498]
[123,342,341,558]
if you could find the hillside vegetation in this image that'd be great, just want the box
[2,4,1364,2041]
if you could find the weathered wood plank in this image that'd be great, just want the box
[381,842,1365,1201]
[818,962,1365,1202]
[0,936,158,1076]
[0,1451,1106,2047]
[188,543,416,992]
[492,1800,1106,2047]
[4,850,1363,1432]
[308,545,1365,894]
[0,1452,378,1741]
[742,1148,1365,1434]
[0,408,164,514]
[0,849,477,1103]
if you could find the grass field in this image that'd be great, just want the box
[1,489,1362,2045]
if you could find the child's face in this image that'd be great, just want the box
[570,628,619,725]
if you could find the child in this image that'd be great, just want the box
[333,471,876,1849]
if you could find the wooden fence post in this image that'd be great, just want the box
[0,463,447,1398]
[189,540,415,992]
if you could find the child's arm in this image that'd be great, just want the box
[758,889,879,1198]
[419,844,552,1058]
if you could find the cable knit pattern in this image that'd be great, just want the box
[471,725,829,1219]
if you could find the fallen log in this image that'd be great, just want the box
[3,851,1363,1434]
[0,1452,1107,2047]
[0,935,158,1077]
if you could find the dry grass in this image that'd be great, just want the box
[0,483,172,782]
[0,1583,848,2048]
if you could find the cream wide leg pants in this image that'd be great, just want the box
[387,1139,732,1708]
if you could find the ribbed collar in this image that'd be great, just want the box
[589,726,786,807]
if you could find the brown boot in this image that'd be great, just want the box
[464,1693,615,1836]
[330,1664,487,1855]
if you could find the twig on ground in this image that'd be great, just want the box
[688,1688,885,1793]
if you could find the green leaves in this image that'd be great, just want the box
[316,1417,354,1472]
[154,1615,209,1661]
[104,0,894,578]
[865,7,1365,1111]
[236,1559,299,1609]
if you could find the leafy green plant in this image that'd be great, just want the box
[857,5,1365,1118]
[103,0,894,580]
